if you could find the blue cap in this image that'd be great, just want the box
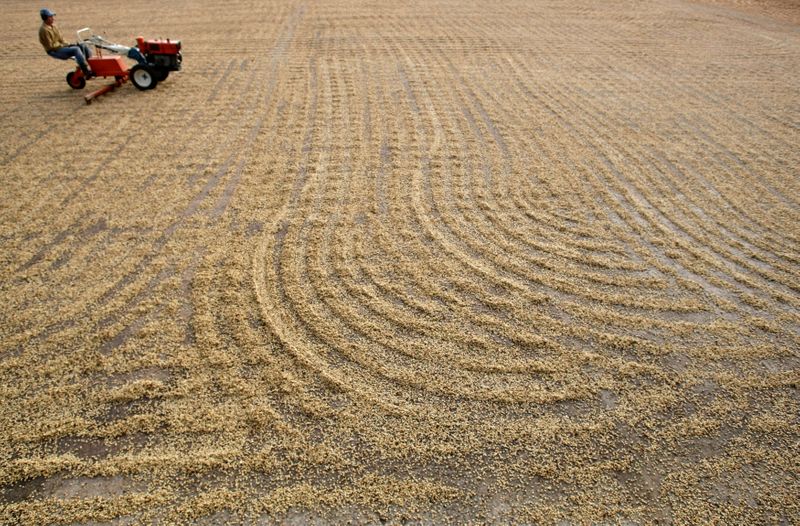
[40,8,55,20]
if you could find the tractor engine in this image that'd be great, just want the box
[136,37,182,72]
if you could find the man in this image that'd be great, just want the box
[38,8,94,77]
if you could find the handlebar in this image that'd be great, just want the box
[77,27,93,42]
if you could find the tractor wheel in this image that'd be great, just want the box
[66,71,85,90]
[130,65,158,90]
[154,68,170,82]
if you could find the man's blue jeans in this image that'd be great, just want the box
[47,43,93,71]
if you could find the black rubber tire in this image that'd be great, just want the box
[154,68,169,82]
[66,71,85,90]
[130,64,158,90]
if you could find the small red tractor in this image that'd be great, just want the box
[66,28,182,103]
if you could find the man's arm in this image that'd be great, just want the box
[53,26,69,47]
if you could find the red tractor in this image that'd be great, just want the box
[66,28,182,102]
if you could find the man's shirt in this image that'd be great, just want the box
[39,23,67,52]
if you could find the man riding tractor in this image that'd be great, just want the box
[38,8,95,78]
